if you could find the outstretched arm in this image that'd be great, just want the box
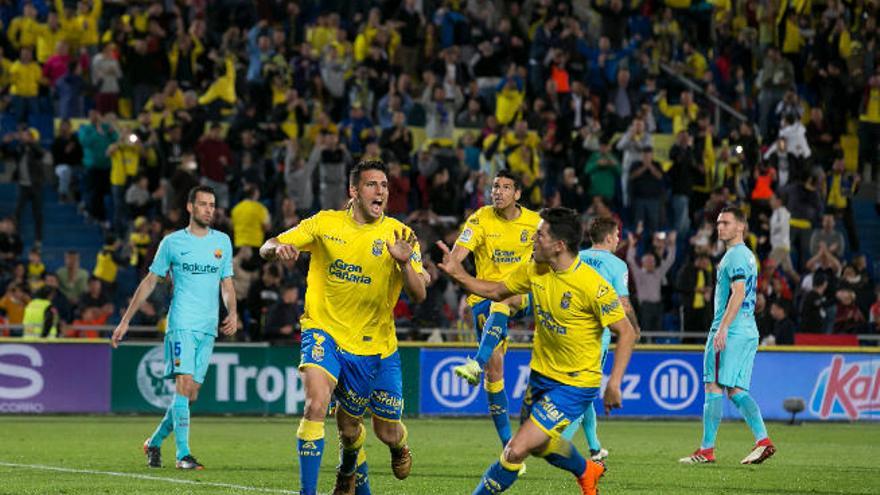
[435,241,515,301]
[260,237,300,261]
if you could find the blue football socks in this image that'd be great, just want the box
[485,378,512,447]
[148,404,174,448]
[472,457,521,495]
[701,392,724,450]
[171,393,190,460]
[297,419,325,495]
[731,392,768,442]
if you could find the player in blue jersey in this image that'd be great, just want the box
[112,186,237,470]
[561,217,641,461]
[680,207,776,465]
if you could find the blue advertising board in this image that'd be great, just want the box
[419,348,880,421]
[419,349,706,417]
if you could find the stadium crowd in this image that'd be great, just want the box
[1,0,880,343]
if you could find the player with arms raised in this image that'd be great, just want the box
[112,185,237,470]
[259,160,427,495]
[448,169,541,449]
[680,206,776,465]
[437,207,637,495]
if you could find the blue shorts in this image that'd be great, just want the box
[164,330,215,384]
[368,351,404,422]
[471,294,533,344]
[299,329,380,418]
[521,372,599,437]
[703,331,758,391]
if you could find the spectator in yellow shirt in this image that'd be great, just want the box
[231,185,271,248]
[9,47,46,122]
[6,3,41,49]
[107,131,143,234]
[36,13,66,63]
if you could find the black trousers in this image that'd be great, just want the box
[15,185,43,242]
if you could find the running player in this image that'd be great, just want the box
[259,160,427,495]
[561,217,641,461]
[448,170,541,448]
[437,207,637,495]
[679,206,776,465]
[112,185,237,470]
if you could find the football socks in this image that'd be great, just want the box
[701,392,724,450]
[731,392,769,442]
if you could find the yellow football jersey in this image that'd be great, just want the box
[455,205,541,306]
[504,259,626,388]
[277,209,423,358]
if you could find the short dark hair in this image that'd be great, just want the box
[188,185,216,204]
[588,217,619,244]
[495,169,522,191]
[539,207,582,254]
[349,159,389,187]
[719,206,747,224]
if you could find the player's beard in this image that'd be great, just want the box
[193,213,212,229]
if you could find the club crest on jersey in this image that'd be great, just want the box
[560,291,572,309]
[521,229,529,243]
[214,249,222,259]
[372,239,384,256]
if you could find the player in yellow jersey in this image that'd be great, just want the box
[437,207,637,495]
[448,170,541,448]
[259,160,427,495]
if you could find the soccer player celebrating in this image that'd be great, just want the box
[259,160,427,495]
[561,217,642,461]
[680,207,776,465]
[448,169,541,448]
[437,207,637,495]
[112,186,237,470]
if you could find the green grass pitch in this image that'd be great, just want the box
[0,416,878,494]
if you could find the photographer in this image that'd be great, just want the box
[2,128,51,247]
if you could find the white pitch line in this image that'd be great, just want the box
[0,461,299,494]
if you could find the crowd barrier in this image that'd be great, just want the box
[1,341,877,421]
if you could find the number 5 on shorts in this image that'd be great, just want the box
[174,341,182,356]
